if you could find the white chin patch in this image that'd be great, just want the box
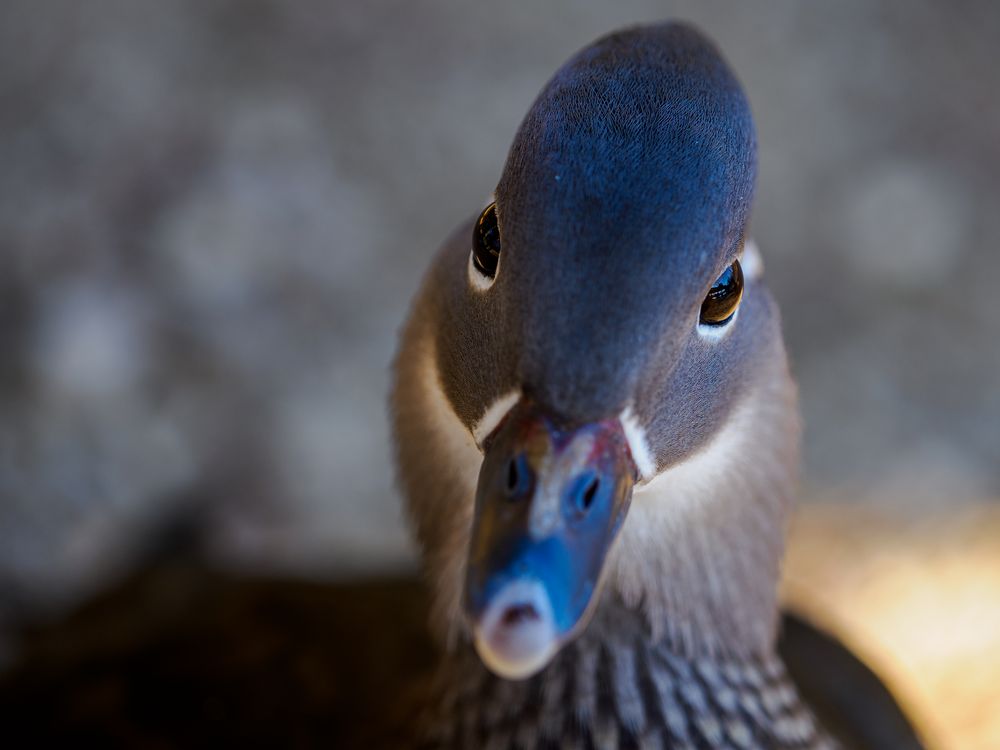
[472,389,520,448]
[472,579,559,680]
[620,405,657,482]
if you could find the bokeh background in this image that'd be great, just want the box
[1,1,998,733]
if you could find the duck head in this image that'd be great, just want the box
[392,22,799,680]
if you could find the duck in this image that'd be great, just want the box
[0,20,928,750]
[390,21,925,749]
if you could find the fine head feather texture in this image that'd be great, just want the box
[497,22,756,423]
[391,21,797,658]
[435,22,756,431]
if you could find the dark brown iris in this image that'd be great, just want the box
[700,258,744,326]
[472,202,501,278]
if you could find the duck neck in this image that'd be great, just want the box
[425,598,829,749]
[604,341,802,659]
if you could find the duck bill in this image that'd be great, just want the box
[463,399,636,680]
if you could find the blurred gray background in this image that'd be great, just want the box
[1,0,998,628]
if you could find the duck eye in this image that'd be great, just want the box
[472,202,501,278]
[700,259,744,326]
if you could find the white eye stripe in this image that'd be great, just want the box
[696,307,739,339]
[741,238,764,281]
[468,249,497,291]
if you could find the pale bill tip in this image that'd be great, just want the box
[472,579,559,680]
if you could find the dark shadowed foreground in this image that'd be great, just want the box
[0,560,437,748]
[0,532,925,749]
[4,506,999,747]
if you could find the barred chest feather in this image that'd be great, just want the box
[418,601,836,750]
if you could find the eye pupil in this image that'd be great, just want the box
[472,203,501,278]
[700,259,744,326]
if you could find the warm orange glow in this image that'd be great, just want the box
[783,504,1000,750]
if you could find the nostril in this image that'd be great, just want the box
[580,476,599,511]
[506,458,519,496]
[500,603,539,627]
[505,455,533,499]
